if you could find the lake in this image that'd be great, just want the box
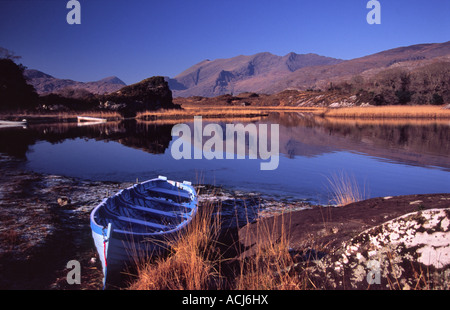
[1,112,449,204]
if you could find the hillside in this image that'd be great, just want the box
[169,52,343,97]
[169,41,450,98]
[24,69,126,95]
[265,41,450,93]
[175,54,450,108]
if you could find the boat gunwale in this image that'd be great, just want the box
[90,178,198,238]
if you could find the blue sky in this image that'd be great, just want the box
[0,0,449,85]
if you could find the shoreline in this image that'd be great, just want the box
[0,159,315,289]
[1,104,450,125]
[0,157,449,289]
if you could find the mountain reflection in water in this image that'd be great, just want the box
[0,113,449,204]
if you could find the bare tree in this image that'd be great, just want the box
[0,47,22,61]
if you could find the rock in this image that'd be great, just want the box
[289,248,326,263]
[329,102,340,108]
[100,76,175,117]
[409,200,423,205]
[57,196,71,206]
[309,208,450,289]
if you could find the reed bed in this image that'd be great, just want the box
[136,108,268,121]
[320,105,450,119]
[315,116,450,127]
[0,110,121,119]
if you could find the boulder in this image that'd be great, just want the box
[100,76,175,117]
[307,208,450,289]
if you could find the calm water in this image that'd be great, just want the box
[1,113,449,204]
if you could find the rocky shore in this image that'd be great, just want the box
[0,155,310,290]
[0,155,448,289]
[239,194,450,289]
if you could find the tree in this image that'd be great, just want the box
[0,58,38,110]
[431,93,444,105]
[0,47,22,61]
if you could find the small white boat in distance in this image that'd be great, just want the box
[0,119,27,129]
[77,116,107,126]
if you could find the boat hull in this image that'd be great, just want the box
[90,176,198,287]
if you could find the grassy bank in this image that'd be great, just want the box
[136,108,268,121]
[127,173,363,291]
[0,110,122,123]
[2,104,449,124]
[318,105,450,119]
[128,173,368,290]
[128,200,307,290]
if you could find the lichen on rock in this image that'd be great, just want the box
[308,208,450,289]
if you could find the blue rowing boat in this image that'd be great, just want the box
[90,176,198,287]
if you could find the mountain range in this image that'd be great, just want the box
[24,69,126,95]
[168,52,343,97]
[22,41,450,99]
[169,41,450,97]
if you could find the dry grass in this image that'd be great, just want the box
[136,108,268,121]
[236,212,304,290]
[137,105,450,121]
[128,199,308,290]
[0,110,121,119]
[314,116,450,127]
[128,200,223,290]
[320,105,450,119]
[5,104,448,124]
[326,171,366,206]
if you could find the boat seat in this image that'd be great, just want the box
[119,199,189,219]
[115,214,173,231]
[146,187,191,200]
[129,188,192,209]
[101,200,176,231]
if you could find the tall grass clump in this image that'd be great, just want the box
[326,171,366,206]
[128,201,223,290]
[236,212,305,290]
[128,198,312,290]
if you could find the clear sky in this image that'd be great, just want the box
[0,0,449,85]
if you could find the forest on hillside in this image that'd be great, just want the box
[330,61,450,106]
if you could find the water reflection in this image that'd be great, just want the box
[0,113,449,203]
[4,114,448,171]
[267,113,450,171]
[0,120,173,158]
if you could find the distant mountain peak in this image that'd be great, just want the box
[24,69,126,95]
[171,52,343,97]
[23,69,54,79]
[97,76,126,85]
